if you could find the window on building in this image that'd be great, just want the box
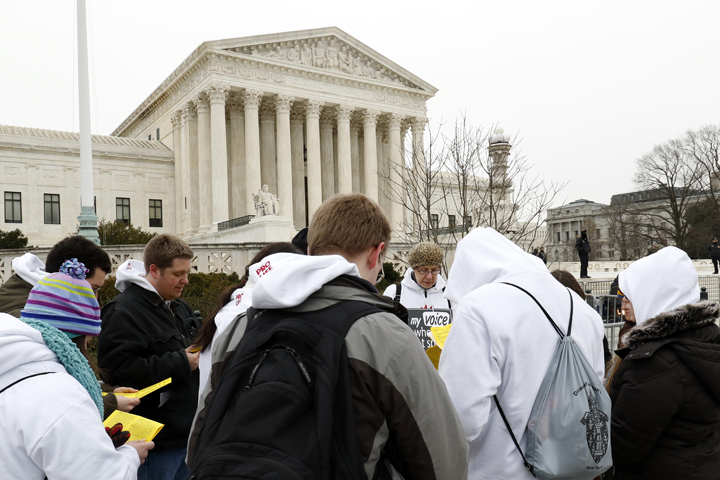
[44,194,60,224]
[565,231,570,240]
[464,215,472,228]
[156,128,160,141]
[557,232,561,242]
[148,134,152,141]
[596,228,601,239]
[116,197,131,224]
[574,230,579,237]
[448,215,456,228]
[4,192,22,223]
[149,199,163,227]
[431,214,439,229]
[609,250,615,259]
[597,251,603,258]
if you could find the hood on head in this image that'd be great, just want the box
[250,253,359,309]
[0,313,57,379]
[444,228,548,304]
[115,259,157,293]
[619,246,699,326]
[12,253,47,286]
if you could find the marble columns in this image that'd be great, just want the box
[243,90,263,216]
[207,84,230,229]
[170,114,184,233]
[335,105,354,193]
[350,119,360,193]
[411,117,427,175]
[183,104,199,234]
[290,107,306,228]
[388,114,404,233]
[362,110,380,202]
[305,100,324,220]
[260,100,277,194]
[194,96,212,233]
[275,94,294,218]
[320,109,335,201]
[228,98,245,220]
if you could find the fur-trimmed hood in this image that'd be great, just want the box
[623,301,720,349]
[621,301,720,402]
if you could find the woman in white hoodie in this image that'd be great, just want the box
[0,259,152,480]
[439,228,605,480]
[191,242,303,398]
[383,242,451,310]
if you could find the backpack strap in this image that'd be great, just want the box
[442,286,452,309]
[394,283,402,303]
[500,282,573,339]
[0,372,54,395]
[493,395,536,477]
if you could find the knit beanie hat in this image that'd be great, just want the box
[408,242,444,269]
[21,258,101,338]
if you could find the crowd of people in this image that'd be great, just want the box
[1,192,719,480]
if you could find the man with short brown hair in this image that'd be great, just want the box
[189,194,468,479]
[99,234,200,480]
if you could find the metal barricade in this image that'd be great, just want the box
[698,276,720,301]
[604,322,625,352]
[579,279,614,296]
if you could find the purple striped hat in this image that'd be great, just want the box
[21,259,101,338]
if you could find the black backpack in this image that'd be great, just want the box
[188,300,382,480]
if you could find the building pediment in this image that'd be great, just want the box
[205,27,437,94]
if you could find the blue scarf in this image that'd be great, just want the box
[21,318,104,417]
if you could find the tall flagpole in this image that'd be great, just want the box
[76,0,100,244]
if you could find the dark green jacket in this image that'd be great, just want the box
[0,273,33,318]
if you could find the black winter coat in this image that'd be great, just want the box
[98,284,201,450]
[609,301,720,480]
[709,243,720,259]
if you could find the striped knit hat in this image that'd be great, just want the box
[21,258,101,338]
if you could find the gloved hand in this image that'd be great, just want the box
[105,422,131,448]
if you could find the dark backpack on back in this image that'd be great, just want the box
[188,300,382,480]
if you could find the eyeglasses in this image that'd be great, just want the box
[415,268,440,277]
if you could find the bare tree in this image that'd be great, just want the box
[387,116,564,250]
[686,124,720,211]
[633,138,705,251]
[605,203,648,260]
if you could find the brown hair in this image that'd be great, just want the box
[194,242,303,352]
[308,193,391,257]
[143,234,194,273]
[550,270,586,299]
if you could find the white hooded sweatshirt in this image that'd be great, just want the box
[0,313,140,480]
[619,246,700,326]
[12,253,47,286]
[382,268,450,310]
[197,284,254,398]
[115,258,158,294]
[439,228,605,480]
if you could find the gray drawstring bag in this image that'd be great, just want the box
[494,283,612,479]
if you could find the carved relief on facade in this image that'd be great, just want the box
[4,166,20,176]
[227,36,417,89]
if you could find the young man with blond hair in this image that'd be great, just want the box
[99,234,201,480]
[189,193,468,479]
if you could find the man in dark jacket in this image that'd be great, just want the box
[709,238,720,274]
[576,230,591,278]
[0,235,111,317]
[98,234,200,480]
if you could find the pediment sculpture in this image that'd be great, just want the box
[227,37,415,88]
[253,185,279,217]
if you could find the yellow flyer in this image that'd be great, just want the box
[430,324,452,350]
[103,410,164,442]
[426,345,442,369]
[107,378,172,399]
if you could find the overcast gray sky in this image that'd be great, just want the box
[2,0,719,207]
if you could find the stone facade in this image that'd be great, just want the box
[0,125,175,246]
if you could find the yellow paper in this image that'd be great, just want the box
[113,378,172,399]
[103,410,164,442]
[426,345,442,369]
[430,324,452,350]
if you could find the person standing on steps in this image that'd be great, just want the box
[709,238,720,274]
[576,230,591,278]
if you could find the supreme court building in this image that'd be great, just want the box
[0,27,436,247]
